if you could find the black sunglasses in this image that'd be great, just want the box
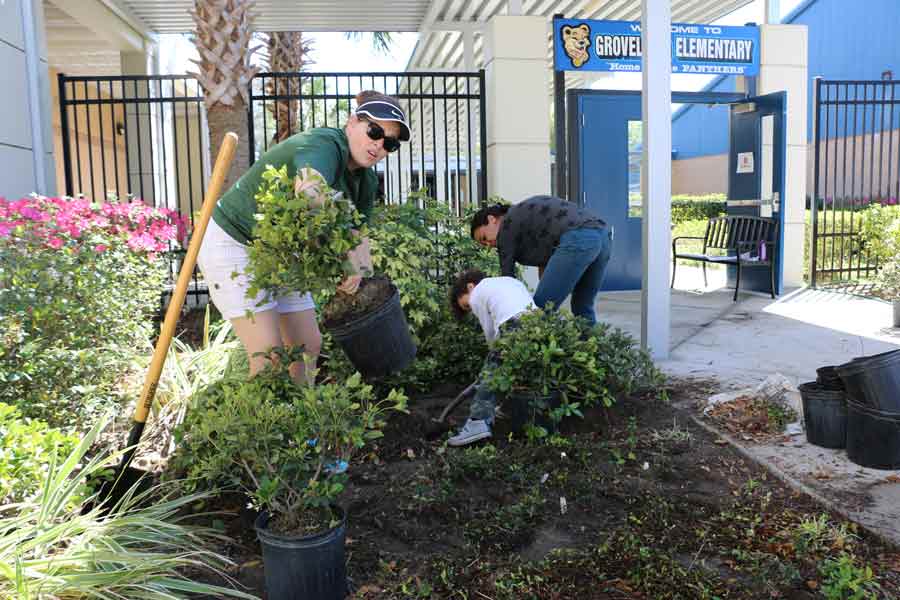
[363,120,401,153]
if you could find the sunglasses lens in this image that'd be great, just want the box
[366,122,384,141]
[365,121,401,153]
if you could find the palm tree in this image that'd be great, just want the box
[262,32,313,144]
[345,31,394,55]
[190,0,260,189]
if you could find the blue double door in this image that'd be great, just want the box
[569,90,786,294]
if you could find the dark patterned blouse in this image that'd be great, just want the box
[496,195,607,276]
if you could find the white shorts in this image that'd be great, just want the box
[197,218,315,320]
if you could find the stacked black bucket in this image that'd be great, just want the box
[801,350,900,470]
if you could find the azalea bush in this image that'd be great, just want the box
[484,309,663,435]
[0,195,189,428]
[170,347,407,534]
[246,166,364,303]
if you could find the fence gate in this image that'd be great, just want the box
[248,71,487,214]
[811,78,900,287]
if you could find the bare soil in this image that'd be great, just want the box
[195,380,900,599]
[323,276,394,328]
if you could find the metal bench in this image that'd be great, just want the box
[671,215,778,302]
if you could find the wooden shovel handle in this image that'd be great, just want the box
[132,132,238,424]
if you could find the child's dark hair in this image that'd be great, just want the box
[469,204,509,238]
[449,269,487,320]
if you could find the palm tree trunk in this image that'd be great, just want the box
[190,0,260,190]
[265,32,312,145]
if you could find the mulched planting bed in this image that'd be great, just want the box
[196,380,900,599]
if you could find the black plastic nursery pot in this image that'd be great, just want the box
[326,288,416,378]
[798,382,847,450]
[836,349,900,411]
[502,391,562,434]
[255,507,348,600]
[815,366,844,391]
[845,400,900,470]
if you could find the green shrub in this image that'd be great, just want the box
[818,553,880,600]
[0,418,257,600]
[170,348,407,534]
[246,165,364,302]
[0,196,181,428]
[671,194,726,225]
[484,309,663,433]
[0,402,79,505]
[858,203,900,265]
[322,192,499,391]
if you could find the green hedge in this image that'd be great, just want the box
[671,194,726,225]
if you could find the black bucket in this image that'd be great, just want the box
[326,289,416,378]
[815,366,844,391]
[836,349,900,411]
[845,400,900,470]
[255,507,348,600]
[799,382,847,449]
[502,392,561,434]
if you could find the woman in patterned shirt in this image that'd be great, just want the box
[469,195,612,324]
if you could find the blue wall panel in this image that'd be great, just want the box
[672,0,900,158]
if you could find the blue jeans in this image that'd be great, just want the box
[533,227,612,324]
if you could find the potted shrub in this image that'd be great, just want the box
[246,165,416,376]
[483,309,662,439]
[170,348,407,600]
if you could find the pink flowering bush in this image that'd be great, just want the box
[0,195,191,428]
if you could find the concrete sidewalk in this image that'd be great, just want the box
[595,267,900,547]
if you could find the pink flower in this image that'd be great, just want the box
[47,237,64,249]
[94,244,108,253]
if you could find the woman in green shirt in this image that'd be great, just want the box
[198,90,410,383]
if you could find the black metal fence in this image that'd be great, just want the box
[248,71,487,215]
[57,73,210,305]
[57,71,488,305]
[811,78,900,286]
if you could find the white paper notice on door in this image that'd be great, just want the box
[737,152,755,174]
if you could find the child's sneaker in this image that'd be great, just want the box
[448,419,492,446]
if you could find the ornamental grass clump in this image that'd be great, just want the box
[245,165,364,301]
[0,195,190,428]
[170,347,407,535]
[0,418,257,600]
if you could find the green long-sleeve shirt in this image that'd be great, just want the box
[212,127,378,244]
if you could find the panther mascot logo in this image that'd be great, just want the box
[561,23,591,69]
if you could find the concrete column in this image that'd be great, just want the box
[640,0,672,360]
[757,24,808,288]
[120,47,158,205]
[483,15,551,204]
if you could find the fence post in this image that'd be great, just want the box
[810,77,822,288]
[57,73,74,197]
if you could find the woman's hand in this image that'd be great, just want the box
[337,235,373,295]
[294,168,327,206]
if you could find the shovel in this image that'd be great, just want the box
[110,132,239,496]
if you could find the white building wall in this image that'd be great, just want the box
[0,0,54,198]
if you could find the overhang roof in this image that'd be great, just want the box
[114,0,433,34]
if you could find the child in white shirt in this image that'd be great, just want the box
[447,269,535,446]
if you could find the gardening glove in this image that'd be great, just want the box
[338,236,373,295]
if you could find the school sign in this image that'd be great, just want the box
[553,18,760,75]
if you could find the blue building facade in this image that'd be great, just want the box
[672,0,900,165]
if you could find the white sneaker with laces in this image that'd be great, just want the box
[448,418,492,447]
